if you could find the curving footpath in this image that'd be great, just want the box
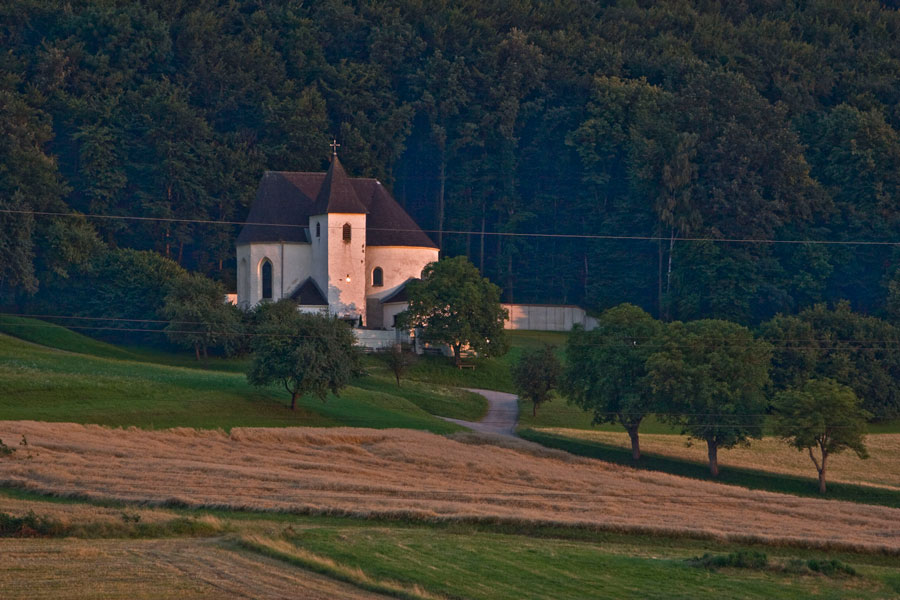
[441,388,519,437]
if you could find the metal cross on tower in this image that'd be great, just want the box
[330,138,340,156]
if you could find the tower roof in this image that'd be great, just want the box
[312,154,368,215]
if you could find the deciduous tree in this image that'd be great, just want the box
[248,300,360,410]
[401,256,508,365]
[384,343,416,387]
[163,272,242,361]
[773,378,869,494]
[513,344,562,417]
[647,319,772,476]
[563,304,664,460]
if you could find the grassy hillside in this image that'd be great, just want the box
[0,317,485,432]
[401,330,568,394]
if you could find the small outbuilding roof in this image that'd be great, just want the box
[289,277,328,306]
[380,278,416,304]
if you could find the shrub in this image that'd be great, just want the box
[0,511,66,537]
[0,438,14,457]
[688,550,768,570]
[806,558,857,577]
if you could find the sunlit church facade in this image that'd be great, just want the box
[235,150,439,329]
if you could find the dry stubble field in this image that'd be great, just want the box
[1,537,389,600]
[539,428,900,490]
[0,420,898,553]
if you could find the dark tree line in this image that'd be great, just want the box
[4,0,900,325]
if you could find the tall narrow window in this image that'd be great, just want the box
[342,222,351,242]
[261,259,273,300]
[316,222,321,237]
[372,267,383,287]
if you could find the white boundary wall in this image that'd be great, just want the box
[501,304,596,332]
[354,328,410,350]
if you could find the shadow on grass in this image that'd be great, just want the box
[519,429,900,509]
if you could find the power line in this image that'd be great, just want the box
[3,208,900,247]
[6,313,900,346]
[5,318,900,349]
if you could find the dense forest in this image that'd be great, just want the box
[3,0,900,324]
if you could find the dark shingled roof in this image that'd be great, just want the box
[312,154,368,215]
[236,158,437,249]
[289,277,328,306]
[380,278,415,304]
[236,172,312,244]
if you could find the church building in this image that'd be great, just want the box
[235,146,439,329]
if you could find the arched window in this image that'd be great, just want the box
[316,222,321,237]
[372,267,383,287]
[342,222,351,242]
[261,259,273,300]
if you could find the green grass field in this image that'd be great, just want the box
[2,487,898,600]
[0,317,485,432]
[263,522,900,600]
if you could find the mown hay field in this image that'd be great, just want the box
[0,421,898,552]
[0,537,388,600]
[538,429,900,491]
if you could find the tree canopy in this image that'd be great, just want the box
[3,1,900,325]
[647,319,772,476]
[247,300,360,409]
[563,304,663,460]
[513,344,562,417]
[759,302,900,421]
[401,256,508,364]
[773,378,870,494]
[163,272,242,360]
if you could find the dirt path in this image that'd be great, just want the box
[441,388,519,436]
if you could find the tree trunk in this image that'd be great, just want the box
[818,451,828,494]
[808,446,827,493]
[479,206,486,272]
[437,158,446,251]
[627,425,641,461]
[453,343,462,367]
[194,345,201,361]
[290,391,298,411]
[707,439,719,477]
[507,254,514,304]
[664,228,675,321]
[202,345,208,361]
[532,401,537,417]
[657,237,664,320]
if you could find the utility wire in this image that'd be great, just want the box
[3,208,900,246]
[5,318,900,349]
[7,311,900,344]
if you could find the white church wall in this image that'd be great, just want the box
[238,242,311,307]
[326,213,367,321]
[381,301,409,330]
[365,246,439,296]
[309,214,329,300]
[282,244,312,298]
[236,245,251,308]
